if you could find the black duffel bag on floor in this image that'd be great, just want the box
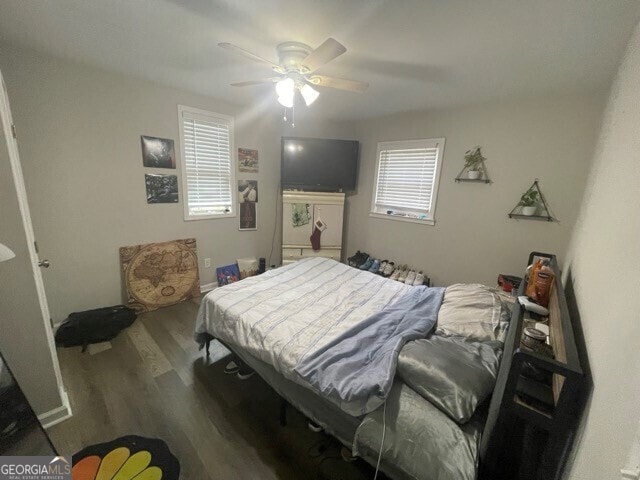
[55,305,137,352]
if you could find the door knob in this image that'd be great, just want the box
[38,259,50,268]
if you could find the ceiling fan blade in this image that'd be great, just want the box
[308,75,369,93]
[231,77,281,87]
[301,38,346,73]
[218,43,283,72]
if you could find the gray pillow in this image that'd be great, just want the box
[436,284,512,343]
[397,335,502,424]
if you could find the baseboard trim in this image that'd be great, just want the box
[39,389,72,429]
[200,282,216,294]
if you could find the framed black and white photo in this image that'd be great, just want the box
[239,202,257,230]
[238,180,258,203]
[145,174,179,203]
[141,135,176,169]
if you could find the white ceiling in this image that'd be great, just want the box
[0,0,638,122]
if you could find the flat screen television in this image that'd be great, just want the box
[281,137,359,192]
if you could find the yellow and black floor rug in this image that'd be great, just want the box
[72,435,179,480]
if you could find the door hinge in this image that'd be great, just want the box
[11,124,17,139]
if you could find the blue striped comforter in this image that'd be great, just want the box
[195,257,443,415]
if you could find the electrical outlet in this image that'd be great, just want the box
[204,258,211,268]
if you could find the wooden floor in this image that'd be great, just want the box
[48,298,378,480]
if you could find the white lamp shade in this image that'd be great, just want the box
[275,78,294,97]
[300,84,320,106]
[278,95,294,108]
[0,243,16,263]
[276,78,295,108]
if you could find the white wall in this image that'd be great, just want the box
[564,21,640,480]
[0,44,289,322]
[345,94,604,286]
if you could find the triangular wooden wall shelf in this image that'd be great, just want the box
[455,158,491,183]
[508,179,553,221]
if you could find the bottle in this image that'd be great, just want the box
[526,260,543,298]
[533,262,555,308]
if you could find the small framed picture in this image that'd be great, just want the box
[141,135,176,169]
[238,148,258,173]
[238,180,258,203]
[145,174,178,203]
[239,202,257,230]
[237,257,259,279]
[216,263,241,286]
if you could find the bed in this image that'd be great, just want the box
[195,257,514,480]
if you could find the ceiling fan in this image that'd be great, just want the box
[219,38,369,107]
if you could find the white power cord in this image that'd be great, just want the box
[267,182,281,268]
[373,400,387,480]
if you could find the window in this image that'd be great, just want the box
[178,105,235,220]
[370,138,445,225]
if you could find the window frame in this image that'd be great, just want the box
[369,138,445,226]
[178,104,236,221]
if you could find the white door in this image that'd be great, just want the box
[0,69,70,427]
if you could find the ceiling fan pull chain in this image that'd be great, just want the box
[292,102,295,128]
[283,106,287,122]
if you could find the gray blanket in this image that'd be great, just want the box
[294,286,445,416]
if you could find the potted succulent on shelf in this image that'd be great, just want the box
[464,146,486,179]
[518,186,540,216]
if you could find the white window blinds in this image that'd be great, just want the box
[179,106,234,220]
[372,139,444,223]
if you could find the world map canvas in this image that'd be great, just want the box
[120,238,200,313]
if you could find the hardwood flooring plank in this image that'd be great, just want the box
[86,341,112,355]
[140,312,198,386]
[126,319,173,378]
[157,305,201,354]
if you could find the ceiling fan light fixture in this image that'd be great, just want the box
[219,39,366,111]
[300,84,320,106]
[278,95,294,108]
[276,77,295,107]
[276,78,294,97]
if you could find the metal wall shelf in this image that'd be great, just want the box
[508,180,554,222]
[455,148,491,183]
[455,177,491,184]
[508,213,553,221]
